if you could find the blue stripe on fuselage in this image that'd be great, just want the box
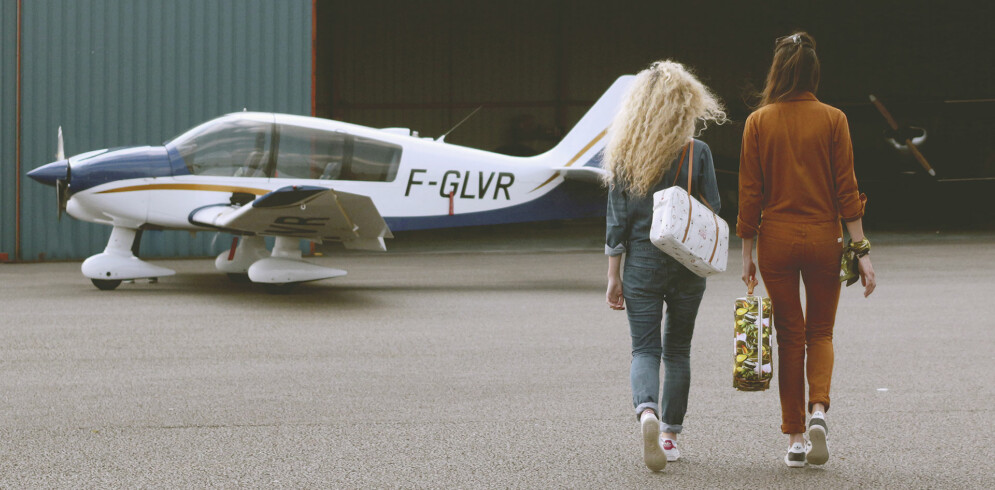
[68,146,173,193]
[384,180,607,231]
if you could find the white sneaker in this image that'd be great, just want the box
[640,412,667,471]
[806,411,829,465]
[659,436,681,462]
[784,442,806,468]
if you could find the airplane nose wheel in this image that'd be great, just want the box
[91,278,123,290]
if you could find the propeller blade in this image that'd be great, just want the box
[907,143,936,177]
[869,94,900,131]
[56,179,68,221]
[56,126,65,160]
[56,127,71,219]
[869,95,902,132]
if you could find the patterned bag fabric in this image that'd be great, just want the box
[649,140,729,277]
[733,279,773,391]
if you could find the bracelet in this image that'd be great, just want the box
[850,238,871,258]
[841,238,870,286]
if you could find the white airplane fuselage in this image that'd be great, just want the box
[62,116,595,233]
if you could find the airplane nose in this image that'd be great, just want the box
[27,160,70,187]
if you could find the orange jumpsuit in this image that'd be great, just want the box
[737,92,866,434]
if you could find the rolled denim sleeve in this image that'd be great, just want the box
[605,182,628,256]
[697,142,721,215]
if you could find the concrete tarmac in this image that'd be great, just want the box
[1,228,993,488]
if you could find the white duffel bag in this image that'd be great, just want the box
[649,140,729,277]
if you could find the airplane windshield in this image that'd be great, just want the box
[170,116,275,177]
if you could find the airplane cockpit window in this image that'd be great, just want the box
[272,125,346,180]
[350,137,402,182]
[170,116,274,177]
[275,124,402,182]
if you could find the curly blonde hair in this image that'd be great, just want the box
[603,61,727,196]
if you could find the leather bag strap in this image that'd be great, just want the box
[687,139,694,194]
[671,144,690,187]
[671,140,716,211]
[681,139,695,242]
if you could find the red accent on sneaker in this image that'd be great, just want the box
[662,440,676,450]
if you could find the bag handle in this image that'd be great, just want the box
[687,139,694,195]
[746,264,768,378]
[671,141,692,188]
[670,139,717,215]
[678,140,695,241]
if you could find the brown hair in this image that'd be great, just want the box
[757,32,820,107]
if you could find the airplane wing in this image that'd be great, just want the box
[189,186,393,251]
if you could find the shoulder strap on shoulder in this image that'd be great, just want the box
[671,142,691,187]
[686,139,694,192]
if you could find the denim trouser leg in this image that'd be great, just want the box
[659,279,705,433]
[624,255,706,433]
[625,263,664,419]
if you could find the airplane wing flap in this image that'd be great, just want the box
[200,186,391,248]
[334,193,394,240]
[553,166,606,184]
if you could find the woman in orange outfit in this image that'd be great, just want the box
[737,32,877,468]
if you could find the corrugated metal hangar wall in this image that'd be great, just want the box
[1,0,311,261]
[1,0,18,261]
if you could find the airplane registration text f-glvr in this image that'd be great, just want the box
[28,76,633,292]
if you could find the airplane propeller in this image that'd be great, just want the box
[868,95,936,177]
[55,126,71,220]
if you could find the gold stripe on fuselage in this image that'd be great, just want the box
[96,183,271,195]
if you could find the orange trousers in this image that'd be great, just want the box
[757,219,843,434]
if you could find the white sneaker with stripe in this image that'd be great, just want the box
[806,411,829,465]
[640,412,667,471]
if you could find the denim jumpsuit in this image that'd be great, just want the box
[606,139,721,434]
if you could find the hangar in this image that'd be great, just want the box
[2,0,990,261]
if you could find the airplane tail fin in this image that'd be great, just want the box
[535,75,634,173]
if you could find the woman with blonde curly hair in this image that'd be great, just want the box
[604,60,726,472]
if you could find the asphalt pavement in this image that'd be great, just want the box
[1,225,993,488]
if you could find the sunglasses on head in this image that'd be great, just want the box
[775,34,812,50]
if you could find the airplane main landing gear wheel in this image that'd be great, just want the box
[91,278,122,290]
[263,282,299,295]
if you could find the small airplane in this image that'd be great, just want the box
[28,76,633,292]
